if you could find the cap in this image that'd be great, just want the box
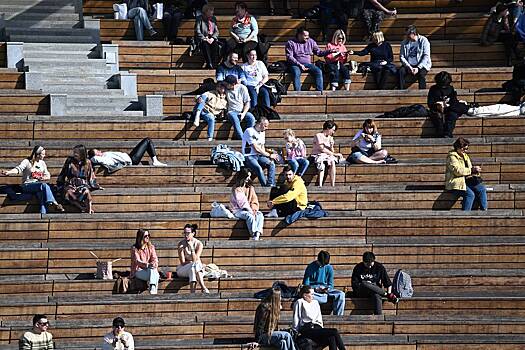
[224,75,237,85]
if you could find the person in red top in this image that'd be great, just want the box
[325,29,351,91]
[130,228,160,294]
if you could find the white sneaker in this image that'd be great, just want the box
[207,137,213,141]
[152,161,168,167]
[265,209,278,218]
[252,232,261,240]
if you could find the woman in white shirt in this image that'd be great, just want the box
[348,119,396,164]
[176,224,209,294]
[0,145,64,214]
[293,285,346,350]
[242,49,271,108]
[102,317,134,350]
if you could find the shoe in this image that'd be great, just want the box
[149,285,158,295]
[49,202,65,212]
[387,293,399,304]
[148,29,158,37]
[265,209,279,218]
[152,161,168,167]
[207,137,213,142]
[202,287,210,294]
[269,8,275,15]
[252,232,261,240]
[385,156,398,164]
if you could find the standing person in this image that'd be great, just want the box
[194,4,220,69]
[102,317,135,350]
[88,137,167,174]
[131,228,160,295]
[359,0,397,38]
[325,29,352,91]
[176,224,209,293]
[126,0,157,41]
[225,2,259,62]
[266,166,308,218]
[225,75,256,139]
[283,129,309,177]
[191,82,228,140]
[161,0,186,43]
[0,146,64,214]
[351,251,399,315]
[56,145,100,214]
[242,117,279,187]
[241,50,271,108]
[311,121,344,187]
[216,52,246,82]
[348,119,396,164]
[286,27,336,91]
[254,288,296,350]
[19,314,54,350]
[352,31,397,90]
[302,250,346,316]
[481,4,516,66]
[399,25,432,89]
[292,285,346,350]
[230,169,264,240]
[427,71,469,138]
[445,138,488,211]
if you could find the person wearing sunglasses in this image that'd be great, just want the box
[131,229,160,294]
[19,314,54,349]
[103,317,135,350]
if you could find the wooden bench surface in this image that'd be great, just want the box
[0,93,49,115]
[0,71,24,90]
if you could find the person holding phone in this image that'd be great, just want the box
[102,317,135,350]
[348,119,396,164]
[130,228,160,295]
[230,169,264,240]
[302,250,346,316]
[176,224,209,293]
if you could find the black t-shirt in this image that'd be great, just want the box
[351,261,392,289]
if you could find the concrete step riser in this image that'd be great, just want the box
[6,20,81,29]
[42,77,110,84]
[63,111,145,117]
[7,28,92,35]
[9,35,94,43]
[0,0,80,5]
[3,13,80,20]
[24,52,97,59]
[0,6,76,14]
[24,43,98,51]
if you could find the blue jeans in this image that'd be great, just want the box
[200,111,216,139]
[247,85,271,108]
[288,158,310,177]
[135,268,160,294]
[452,183,488,211]
[289,63,324,91]
[326,62,351,87]
[3,182,57,214]
[313,288,346,316]
[259,331,296,350]
[227,111,256,139]
[234,210,264,237]
[128,7,153,41]
[245,154,276,187]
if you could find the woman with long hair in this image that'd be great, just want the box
[176,224,209,293]
[230,169,264,240]
[349,119,396,164]
[325,29,351,91]
[293,285,346,350]
[311,120,344,187]
[57,144,100,213]
[0,145,64,214]
[131,228,160,294]
[253,288,296,350]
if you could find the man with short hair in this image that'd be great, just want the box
[19,314,54,349]
[102,317,135,350]
[266,165,308,218]
[351,251,399,315]
[216,52,246,82]
[225,75,256,139]
[399,25,432,89]
[302,250,346,316]
[242,117,278,187]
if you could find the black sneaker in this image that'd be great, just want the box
[385,155,398,164]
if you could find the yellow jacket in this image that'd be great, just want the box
[445,150,472,191]
[272,175,308,210]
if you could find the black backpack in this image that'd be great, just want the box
[268,60,288,73]
[250,105,281,120]
[265,78,287,106]
[380,104,430,118]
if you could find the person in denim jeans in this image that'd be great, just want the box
[126,0,158,41]
[192,82,228,140]
[225,75,256,139]
[242,117,278,187]
[283,129,309,177]
[285,27,336,91]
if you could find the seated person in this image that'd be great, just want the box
[427,71,469,138]
[194,4,220,69]
[482,4,516,66]
[399,25,432,89]
[162,0,186,43]
[318,0,349,43]
[351,251,399,315]
[226,75,256,139]
[225,2,259,62]
[216,52,246,82]
[192,82,228,141]
[230,169,264,240]
[131,228,160,294]
[102,317,135,350]
[302,250,345,316]
[176,224,209,293]
[285,27,335,91]
[283,128,309,177]
[88,137,167,173]
[242,117,278,187]
[19,314,54,350]
[349,119,396,164]
[241,50,271,108]
[311,121,344,187]
[266,166,307,218]
[359,0,396,38]
[125,0,158,41]
[325,29,351,91]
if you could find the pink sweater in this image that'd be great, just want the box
[130,244,158,277]
[286,138,307,160]
[325,43,348,63]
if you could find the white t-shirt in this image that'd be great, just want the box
[241,60,268,87]
[352,130,381,152]
[91,152,132,168]
[292,298,323,330]
[13,159,50,184]
[102,330,135,350]
[242,127,265,156]
[227,84,251,113]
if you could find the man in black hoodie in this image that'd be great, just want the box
[351,251,399,315]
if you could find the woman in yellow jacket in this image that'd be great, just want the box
[445,137,488,211]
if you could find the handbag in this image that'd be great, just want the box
[113,3,128,19]
[210,202,235,219]
[90,251,122,280]
[465,175,483,187]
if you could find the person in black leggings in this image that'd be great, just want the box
[88,138,167,173]
[292,285,346,350]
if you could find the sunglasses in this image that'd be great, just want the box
[37,321,49,326]
[143,234,150,238]
[113,325,125,329]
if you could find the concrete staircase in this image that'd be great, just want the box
[24,43,142,116]
[0,0,96,43]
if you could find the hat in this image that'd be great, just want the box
[224,75,238,85]
[112,317,125,327]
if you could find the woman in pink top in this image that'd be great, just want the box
[130,228,159,294]
[325,29,351,91]
[311,120,344,187]
[230,169,264,240]
[283,129,310,177]
[176,224,209,293]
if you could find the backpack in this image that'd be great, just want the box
[303,6,321,20]
[264,78,287,106]
[268,60,288,73]
[257,34,272,65]
[380,104,430,118]
[392,269,413,298]
[250,105,281,120]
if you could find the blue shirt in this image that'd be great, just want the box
[216,64,246,82]
[302,261,334,289]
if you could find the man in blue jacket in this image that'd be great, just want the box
[302,250,345,315]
